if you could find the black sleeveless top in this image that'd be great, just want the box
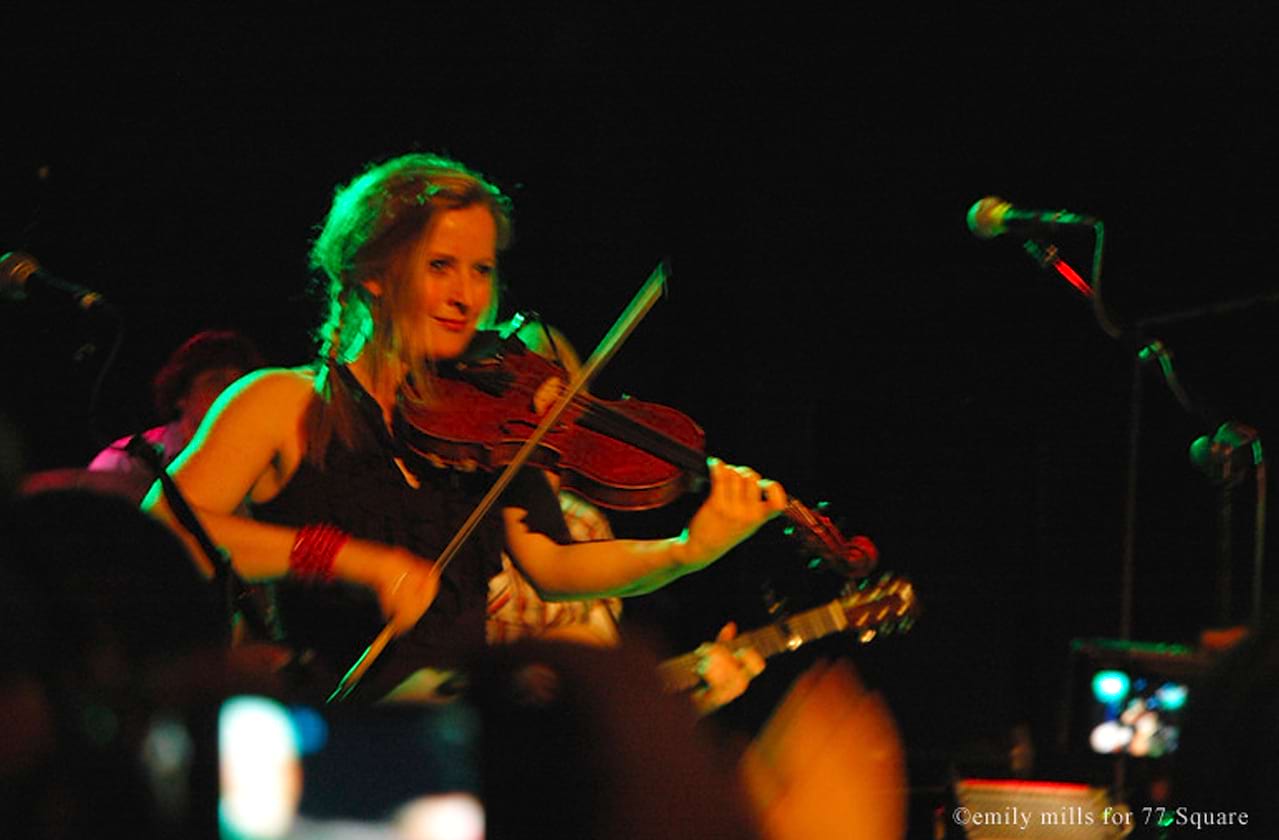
[250,367,570,701]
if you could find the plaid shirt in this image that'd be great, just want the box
[486,492,623,646]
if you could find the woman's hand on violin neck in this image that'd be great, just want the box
[678,458,786,568]
[336,541,439,635]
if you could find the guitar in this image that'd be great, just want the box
[657,574,919,693]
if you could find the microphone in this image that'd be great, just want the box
[1,251,114,312]
[966,196,1099,240]
[1190,422,1261,486]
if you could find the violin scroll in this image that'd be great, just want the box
[782,499,879,580]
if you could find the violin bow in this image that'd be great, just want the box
[328,260,670,702]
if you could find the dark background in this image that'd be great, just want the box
[4,1,1276,814]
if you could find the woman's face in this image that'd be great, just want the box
[405,203,497,360]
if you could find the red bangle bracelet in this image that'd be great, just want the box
[289,523,349,582]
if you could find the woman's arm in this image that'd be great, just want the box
[504,458,786,599]
[142,368,314,577]
[141,368,436,633]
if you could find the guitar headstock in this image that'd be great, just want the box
[783,499,879,579]
[837,574,919,644]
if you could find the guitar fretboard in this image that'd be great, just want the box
[656,580,913,692]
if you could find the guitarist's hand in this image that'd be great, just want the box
[691,622,765,716]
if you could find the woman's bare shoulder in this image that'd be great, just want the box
[225,366,317,401]
[239,365,316,388]
[200,366,318,431]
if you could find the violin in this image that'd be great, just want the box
[393,331,877,579]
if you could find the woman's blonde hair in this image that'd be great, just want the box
[306,153,514,460]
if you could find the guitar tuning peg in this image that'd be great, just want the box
[858,628,877,644]
[782,525,796,536]
[807,557,823,570]
[816,500,830,511]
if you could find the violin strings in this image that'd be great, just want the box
[571,402,817,538]
[575,401,707,472]
[463,372,708,474]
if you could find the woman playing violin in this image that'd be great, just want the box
[142,152,787,701]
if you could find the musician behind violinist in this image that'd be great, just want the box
[87,329,265,503]
[141,152,788,705]
[487,319,767,714]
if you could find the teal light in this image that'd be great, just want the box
[1156,682,1189,711]
[219,696,300,840]
[1092,670,1130,704]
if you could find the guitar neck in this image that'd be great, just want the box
[657,599,851,693]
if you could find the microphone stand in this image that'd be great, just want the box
[1019,222,1273,809]
[1023,230,1266,804]
[1132,298,1271,632]
[124,434,275,643]
[1024,235,1270,632]
[1136,287,1279,626]
[1022,233,1145,646]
